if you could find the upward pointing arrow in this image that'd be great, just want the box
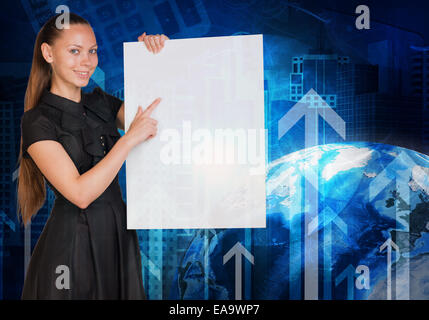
[91,67,105,89]
[370,151,415,300]
[380,238,400,253]
[380,238,400,300]
[0,211,15,232]
[308,206,347,235]
[335,264,356,300]
[12,169,18,182]
[369,151,415,201]
[278,89,346,141]
[140,251,161,280]
[223,242,254,300]
[277,89,346,300]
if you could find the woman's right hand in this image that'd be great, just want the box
[124,98,161,148]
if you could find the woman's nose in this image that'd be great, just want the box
[80,53,91,66]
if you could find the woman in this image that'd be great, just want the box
[18,12,167,299]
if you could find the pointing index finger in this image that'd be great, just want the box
[142,98,162,117]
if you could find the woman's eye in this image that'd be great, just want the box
[89,49,97,54]
[70,49,79,54]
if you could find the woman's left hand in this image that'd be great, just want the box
[138,32,169,54]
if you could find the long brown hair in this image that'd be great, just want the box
[18,13,90,226]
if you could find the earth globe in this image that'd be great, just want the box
[169,142,429,300]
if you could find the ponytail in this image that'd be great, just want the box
[17,13,90,226]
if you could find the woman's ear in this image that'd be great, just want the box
[41,42,54,63]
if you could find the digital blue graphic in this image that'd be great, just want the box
[171,142,429,300]
[0,0,428,299]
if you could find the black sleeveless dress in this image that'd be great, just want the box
[20,87,146,300]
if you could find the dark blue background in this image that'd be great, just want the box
[0,0,427,299]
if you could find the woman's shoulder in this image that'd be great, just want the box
[83,86,123,122]
[21,105,57,132]
[84,86,122,101]
[21,104,59,155]
[22,105,44,123]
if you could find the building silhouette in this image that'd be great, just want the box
[0,84,24,299]
[288,51,423,153]
[411,49,429,155]
[289,54,349,107]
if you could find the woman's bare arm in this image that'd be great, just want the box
[28,99,160,209]
[28,136,131,209]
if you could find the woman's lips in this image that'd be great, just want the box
[74,71,89,80]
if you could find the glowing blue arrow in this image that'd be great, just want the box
[277,88,346,300]
[369,151,416,300]
[140,251,161,280]
[91,67,105,90]
[369,151,415,202]
[223,241,254,300]
[312,206,347,300]
[380,238,400,300]
[0,211,15,232]
[278,89,346,141]
[308,206,347,235]
[335,264,356,300]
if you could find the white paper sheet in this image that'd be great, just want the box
[124,34,266,229]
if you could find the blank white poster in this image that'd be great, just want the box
[124,34,266,229]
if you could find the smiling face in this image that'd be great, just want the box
[41,23,98,90]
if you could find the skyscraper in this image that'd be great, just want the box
[411,49,429,155]
[289,54,350,107]
[0,90,23,299]
[336,63,379,140]
[290,52,422,152]
[289,54,349,146]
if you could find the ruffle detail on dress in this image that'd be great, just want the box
[81,117,121,165]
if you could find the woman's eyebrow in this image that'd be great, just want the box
[68,44,98,48]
